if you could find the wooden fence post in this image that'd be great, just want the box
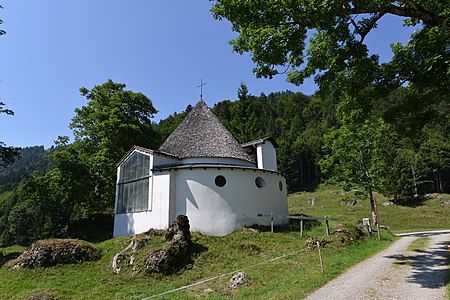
[270,213,274,233]
[317,241,324,273]
[300,219,304,238]
[325,216,330,236]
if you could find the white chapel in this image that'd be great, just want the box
[113,99,288,237]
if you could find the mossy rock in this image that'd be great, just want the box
[23,288,67,300]
[306,223,368,250]
[12,239,100,269]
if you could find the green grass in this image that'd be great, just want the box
[0,246,26,268]
[1,186,449,299]
[291,186,450,298]
[289,186,450,233]
[406,237,430,252]
[0,227,394,299]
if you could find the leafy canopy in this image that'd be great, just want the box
[66,80,160,213]
[212,0,448,85]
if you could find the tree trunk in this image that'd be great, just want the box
[437,172,443,193]
[411,164,418,196]
[367,184,377,226]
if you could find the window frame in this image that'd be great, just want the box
[116,151,151,214]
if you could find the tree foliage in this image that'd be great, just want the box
[212,1,448,86]
[0,146,52,193]
[320,118,395,224]
[229,83,259,143]
[212,0,449,209]
[0,7,21,167]
[212,0,449,130]
[0,80,160,246]
[69,80,160,212]
[0,106,20,168]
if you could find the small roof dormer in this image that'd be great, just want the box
[241,137,278,171]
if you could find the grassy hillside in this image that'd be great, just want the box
[0,229,393,299]
[0,186,448,299]
[289,186,450,233]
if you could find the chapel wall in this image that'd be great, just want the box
[256,141,278,171]
[181,157,256,168]
[173,168,288,236]
[113,170,172,237]
[153,153,179,167]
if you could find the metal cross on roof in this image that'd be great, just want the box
[197,79,206,99]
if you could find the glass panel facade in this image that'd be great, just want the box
[117,152,151,214]
[119,152,150,183]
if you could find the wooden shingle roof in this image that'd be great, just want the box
[159,99,254,163]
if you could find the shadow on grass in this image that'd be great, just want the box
[385,240,449,289]
[391,195,431,208]
[245,214,322,234]
[290,182,320,193]
[0,251,22,267]
[173,242,208,273]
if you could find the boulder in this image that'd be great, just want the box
[143,250,172,274]
[305,237,327,251]
[13,239,100,269]
[229,272,247,289]
[165,215,191,243]
[144,215,192,275]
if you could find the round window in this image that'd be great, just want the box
[215,175,226,187]
[255,177,266,189]
[279,181,283,191]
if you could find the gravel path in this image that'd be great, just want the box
[306,231,450,300]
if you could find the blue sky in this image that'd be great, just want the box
[0,1,418,148]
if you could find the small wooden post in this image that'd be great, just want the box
[317,241,324,273]
[300,219,304,238]
[325,216,330,236]
[270,213,274,233]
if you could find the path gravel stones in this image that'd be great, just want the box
[306,231,450,300]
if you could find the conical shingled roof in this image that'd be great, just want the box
[159,99,254,163]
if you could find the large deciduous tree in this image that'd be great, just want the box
[320,118,395,225]
[212,0,449,199]
[211,1,448,84]
[0,80,160,246]
[68,80,160,213]
[211,1,449,127]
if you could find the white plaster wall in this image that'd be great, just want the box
[113,170,172,237]
[181,157,255,168]
[153,153,179,167]
[256,142,277,171]
[114,211,158,237]
[152,171,172,228]
[174,168,288,236]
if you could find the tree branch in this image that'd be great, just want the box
[342,3,443,27]
[350,12,386,44]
